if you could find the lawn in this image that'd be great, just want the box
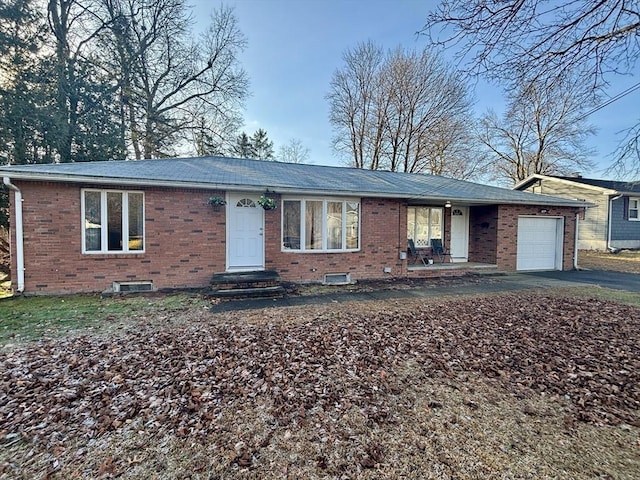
[579,249,640,274]
[1,290,639,479]
[0,293,209,345]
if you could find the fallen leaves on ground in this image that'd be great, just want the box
[1,293,639,478]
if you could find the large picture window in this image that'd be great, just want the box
[282,198,360,252]
[407,206,442,247]
[82,190,144,253]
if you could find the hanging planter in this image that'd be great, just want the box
[208,196,226,211]
[258,195,277,210]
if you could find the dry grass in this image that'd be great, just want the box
[3,371,637,479]
[579,249,640,274]
[0,273,10,299]
[1,293,639,479]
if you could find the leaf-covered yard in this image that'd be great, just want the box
[1,292,639,479]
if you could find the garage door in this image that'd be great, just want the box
[516,217,563,271]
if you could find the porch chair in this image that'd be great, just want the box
[430,238,450,263]
[407,239,428,267]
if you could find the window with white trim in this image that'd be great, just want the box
[282,198,360,251]
[407,206,442,247]
[629,198,639,221]
[82,190,144,253]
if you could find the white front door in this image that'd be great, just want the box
[449,206,469,262]
[227,193,264,271]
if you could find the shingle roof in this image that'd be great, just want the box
[0,156,586,207]
[552,176,640,193]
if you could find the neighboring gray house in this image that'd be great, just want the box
[514,174,640,250]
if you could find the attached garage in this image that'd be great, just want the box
[516,216,564,271]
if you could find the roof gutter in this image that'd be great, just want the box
[3,177,25,292]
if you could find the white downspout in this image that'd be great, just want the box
[607,194,623,253]
[574,213,579,270]
[3,177,25,292]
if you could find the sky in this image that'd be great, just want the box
[191,0,640,179]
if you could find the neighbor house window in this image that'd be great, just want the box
[82,190,144,253]
[629,198,639,220]
[407,206,442,247]
[282,198,360,252]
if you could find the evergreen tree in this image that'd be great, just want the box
[251,128,274,160]
[64,61,125,162]
[234,132,256,158]
[0,0,54,165]
[0,186,8,230]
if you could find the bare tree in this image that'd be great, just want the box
[424,117,490,180]
[327,42,481,178]
[47,0,124,162]
[47,0,85,162]
[191,107,242,157]
[479,77,596,184]
[423,0,640,174]
[381,47,478,176]
[101,1,248,159]
[612,123,640,177]
[327,41,384,170]
[278,138,310,164]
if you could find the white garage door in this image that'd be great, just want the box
[516,217,563,271]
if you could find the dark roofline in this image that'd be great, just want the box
[526,174,640,194]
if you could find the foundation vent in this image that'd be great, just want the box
[112,281,154,293]
[323,273,351,285]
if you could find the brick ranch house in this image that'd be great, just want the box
[0,156,587,295]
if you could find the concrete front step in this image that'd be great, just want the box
[211,270,280,285]
[210,285,286,298]
[210,270,284,299]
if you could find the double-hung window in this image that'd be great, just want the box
[282,198,360,252]
[629,198,639,221]
[407,206,442,247]
[82,189,145,253]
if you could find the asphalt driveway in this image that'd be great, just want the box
[210,269,639,312]
[523,269,640,293]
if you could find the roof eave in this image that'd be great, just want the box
[1,171,587,207]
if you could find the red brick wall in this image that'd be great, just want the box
[469,205,498,264]
[495,204,578,271]
[11,181,226,294]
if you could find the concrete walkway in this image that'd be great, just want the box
[210,270,618,313]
